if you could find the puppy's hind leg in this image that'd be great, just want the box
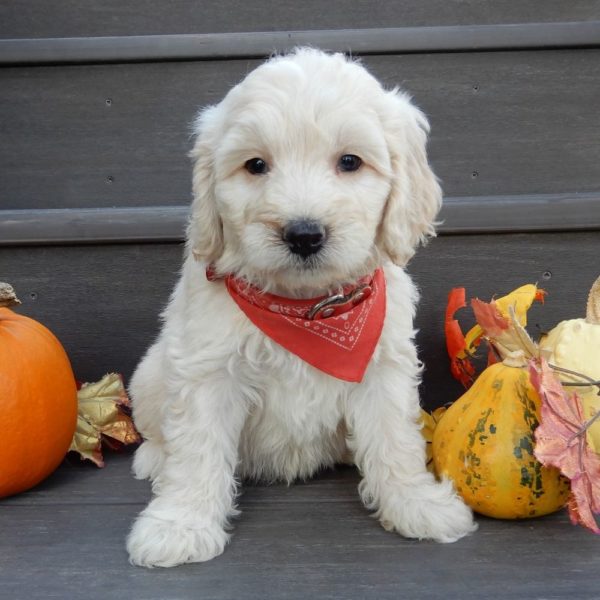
[346,364,477,543]
[129,341,167,481]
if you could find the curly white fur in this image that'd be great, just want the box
[126,48,477,568]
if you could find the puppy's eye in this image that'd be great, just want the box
[338,154,362,172]
[244,157,269,175]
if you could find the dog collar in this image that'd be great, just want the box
[206,267,386,382]
[207,266,376,320]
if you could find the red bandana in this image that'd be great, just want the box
[208,268,386,382]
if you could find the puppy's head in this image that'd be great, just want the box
[188,48,441,294]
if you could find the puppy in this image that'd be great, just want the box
[126,48,476,568]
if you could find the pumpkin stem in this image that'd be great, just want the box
[586,275,600,325]
[0,282,22,308]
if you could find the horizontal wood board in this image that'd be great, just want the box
[2,0,599,39]
[2,193,600,247]
[2,50,599,210]
[1,452,599,600]
[1,232,598,410]
[4,22,600,66]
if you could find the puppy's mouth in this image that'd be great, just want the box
[289,251,325,271]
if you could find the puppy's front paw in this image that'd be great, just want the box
[127,510,228,568]
[379,478,477,543]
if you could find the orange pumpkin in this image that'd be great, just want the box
[0,283,78,498]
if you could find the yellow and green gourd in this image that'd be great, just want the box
[432,357,570,519]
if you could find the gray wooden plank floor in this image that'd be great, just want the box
[1,452,599,600]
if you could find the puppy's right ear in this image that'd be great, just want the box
[187,106,224,263]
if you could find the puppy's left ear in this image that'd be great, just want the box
[377,91,442,266]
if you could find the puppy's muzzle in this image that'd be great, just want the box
[282,220,327,258]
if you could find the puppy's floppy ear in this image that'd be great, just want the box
[377,91,442,266]
[186,105,224,263]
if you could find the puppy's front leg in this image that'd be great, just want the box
[127,376,247,567]
[347,364,477,543]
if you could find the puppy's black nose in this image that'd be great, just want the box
[282,220,326,258]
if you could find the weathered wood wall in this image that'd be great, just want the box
[1,0,599,36]
[1,2,599,409]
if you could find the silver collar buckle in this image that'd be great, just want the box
[307,284,372,320]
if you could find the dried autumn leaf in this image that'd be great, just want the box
[70,414,105,467]
[470,285,543,355]
[69,373,141,467]
[472,301,539,362]
[471,297,509,337]
[420,407,447,474]
[530,358,600,533]
[465,284,545,350]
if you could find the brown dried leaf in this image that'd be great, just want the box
[69,373,141,467]
[69,415,104,467]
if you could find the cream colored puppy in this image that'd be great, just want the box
[127,48,476,568]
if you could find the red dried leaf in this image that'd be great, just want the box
[471,298,510,338]
[472,297,538,364]
[531,358,600,533]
